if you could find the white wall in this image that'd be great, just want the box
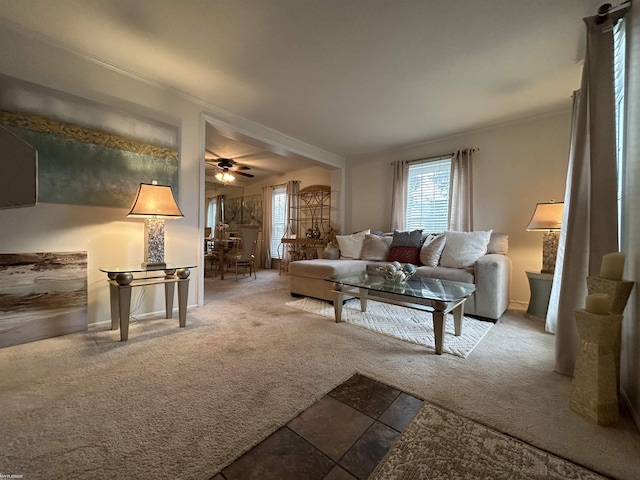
[621,5,640,428]
[0,25,342,324]
[244,165,334,197]
[347,111,572,304]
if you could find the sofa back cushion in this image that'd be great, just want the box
[361,234,393,261]
[439,230,492,268]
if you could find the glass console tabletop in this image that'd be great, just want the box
[99,264,196,274]
[325,272,475,303]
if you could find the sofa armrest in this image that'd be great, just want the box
[473,254,512,319]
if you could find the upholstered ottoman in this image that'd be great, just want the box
[288,259,368,302]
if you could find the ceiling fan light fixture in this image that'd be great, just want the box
[215,171,235,183]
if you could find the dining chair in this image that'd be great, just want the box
[224,225,259,281]
[204,237,220,276]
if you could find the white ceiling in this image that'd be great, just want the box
[0,0,603,183]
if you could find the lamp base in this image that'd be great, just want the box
[144,218,166,268]
[541,231,559,274]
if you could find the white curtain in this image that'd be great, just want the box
[448,148,474,232]
[391,160,407,231]
[546,12,623,376]
[283,180,299,264]
[262,185,273,269]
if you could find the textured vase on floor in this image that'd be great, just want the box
[570,309,623,425]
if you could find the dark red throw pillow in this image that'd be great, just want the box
[387,246,420,265]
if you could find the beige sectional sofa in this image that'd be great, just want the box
[288,230,512,320]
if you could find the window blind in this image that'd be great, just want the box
[271,185,287,257]
[406,157,452,232]
[613,18,626,245]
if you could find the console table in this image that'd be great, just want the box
[99,264,195,341]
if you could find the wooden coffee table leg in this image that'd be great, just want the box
[359,287,368,312]
[432,311,445,355]
[333,291,344,323]
[453,302,464,336]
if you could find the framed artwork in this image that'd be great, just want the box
[0,251,88,348]
[0,74,179,208]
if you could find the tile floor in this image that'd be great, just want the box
[213,374,424,480]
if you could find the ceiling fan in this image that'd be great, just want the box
[205,149,255,181]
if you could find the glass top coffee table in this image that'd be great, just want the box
[325,272,476,355]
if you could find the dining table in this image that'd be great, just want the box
[205,237,241,280]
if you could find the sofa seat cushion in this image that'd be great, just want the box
[414,266,475,284]
[289,259,368,279]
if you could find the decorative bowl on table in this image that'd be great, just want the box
[376,262,416,283]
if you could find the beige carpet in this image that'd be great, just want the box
[371,402,607,479]
[286,297,493,358]
[0,269,639,479]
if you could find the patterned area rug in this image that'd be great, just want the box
[370,402,607,479]
[286,297,493,358]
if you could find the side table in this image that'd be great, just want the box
[99,264,195,341]
[525,271,554,320]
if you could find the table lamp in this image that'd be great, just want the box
[526,201,564,274]
[127,181,184,269]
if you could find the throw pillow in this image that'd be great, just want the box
[390,229,423,248]
[439,230,493,268]
[419,233,446,266]
[487,232,509,255]
[361,234,393,261]
[322,244,340,260]
[336,229,370,259]
[387,246,420,265]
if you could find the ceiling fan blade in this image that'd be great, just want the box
[205,148,221,158]
[234,165,251,170]
[235,170,255,178]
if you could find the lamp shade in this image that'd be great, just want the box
[526,202,564,231]
[127,182,184,218]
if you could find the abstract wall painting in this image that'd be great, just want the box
[0,74,180,209]
[0,251,88,349]
[243,194,263,228]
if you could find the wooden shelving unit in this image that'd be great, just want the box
[279,185,331,272]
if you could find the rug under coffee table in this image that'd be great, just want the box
[325,272,476,355]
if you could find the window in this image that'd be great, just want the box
[405,156,452,232]
[613,18,626,247]
[206,197,216,228]
[271,185,287,257]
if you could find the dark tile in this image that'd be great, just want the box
[209,474,225,480]
[328,374,400,418]
[338,421,400,480]
[288,395,374,461]
[379,392,424,432]
[323,465,358,480]
[222,427,333,480]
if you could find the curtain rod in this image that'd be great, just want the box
[596,1,631,23]
[390,148,479,166]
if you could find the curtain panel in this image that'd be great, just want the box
[449,148,474,232]
[546,12,624,376]
[391,160,408,231]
